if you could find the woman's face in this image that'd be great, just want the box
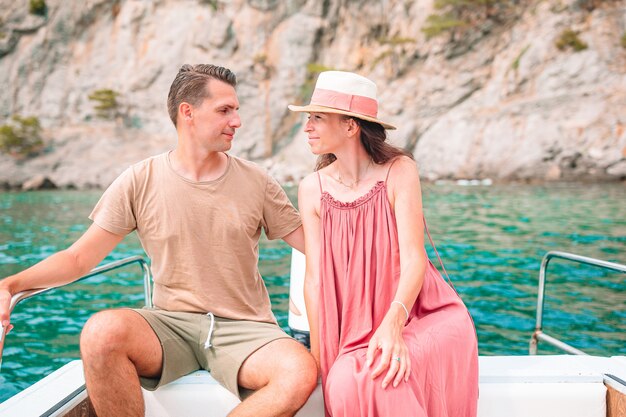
[303,112,348,155]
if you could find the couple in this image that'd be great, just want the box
[0,65,478,417]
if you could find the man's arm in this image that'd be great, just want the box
[0,223,125,328]
[282,225,305,253]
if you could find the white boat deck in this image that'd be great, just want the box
[1,354,625,417]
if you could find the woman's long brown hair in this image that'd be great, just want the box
[315,117,413,171]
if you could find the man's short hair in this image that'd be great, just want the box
[167,64,237,127]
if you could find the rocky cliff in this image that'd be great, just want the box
[1,0,625,189]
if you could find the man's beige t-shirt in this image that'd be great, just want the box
[89,152,301,324]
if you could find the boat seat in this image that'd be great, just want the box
[2,355,623,416]
[142,354,625,417]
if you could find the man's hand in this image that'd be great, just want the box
[0,286,14,335]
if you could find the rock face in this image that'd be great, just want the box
[0,0,624,188]
[21,174,55,191]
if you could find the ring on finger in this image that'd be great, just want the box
[394,357,401,362]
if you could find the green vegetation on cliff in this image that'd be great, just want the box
[0,115,44,158]
[29,0,47,16]
[88,89,121,119]
[422,0,515,39]
[555,29,588,52]
[199,0,219,11]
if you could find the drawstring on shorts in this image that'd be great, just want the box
[204,312,215,349]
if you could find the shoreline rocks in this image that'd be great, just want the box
[1,0,624,189]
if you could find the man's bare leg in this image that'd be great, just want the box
[229,338,318,417]
[80,309,163,417]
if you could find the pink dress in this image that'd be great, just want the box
[317,171,479,417]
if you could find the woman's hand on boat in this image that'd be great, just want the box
[366,319,411,388]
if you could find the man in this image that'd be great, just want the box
[0,64,318,417]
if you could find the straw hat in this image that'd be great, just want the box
[288,71,396,130]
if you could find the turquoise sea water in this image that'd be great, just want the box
[0,183,625,402]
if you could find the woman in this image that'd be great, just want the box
[290,71,478,416]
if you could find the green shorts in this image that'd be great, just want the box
[132,308,291,398]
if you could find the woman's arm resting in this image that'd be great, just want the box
[368,157,427,388]
[298,174,322,372]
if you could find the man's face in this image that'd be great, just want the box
[188,79,241,152]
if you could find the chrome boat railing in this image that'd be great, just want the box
[529,251,626,355]
[0,256,152,366]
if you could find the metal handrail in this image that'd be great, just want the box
[8,256,153,313]
[529,251,626,355]
[1,256,153,365]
